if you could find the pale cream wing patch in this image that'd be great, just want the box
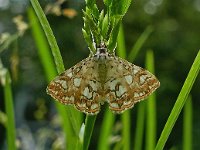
[47,57,103,115]
[105,56,160,114]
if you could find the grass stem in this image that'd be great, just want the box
[134,103,145,150]
[183,96,193,150]
[155,50,200,150]
[83,115,97,150]
[3,70,16,150]
[145,50,157,150]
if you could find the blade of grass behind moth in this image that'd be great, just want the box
[121,110,131,150]
[116,23,130,150]
[145,50,157,150]
[117,24,126,59]
[96,24,126,150]
[3,69,16,150]
[183,95,193,150]
[127,27,152,150]
[30,0,64,73]
[155,50,200,150]
[98,107,115,150]
[82,115,97,150]
[27,6,82,148]
[30,0,82,134]
[133,103,145,150]
[127,26,153,62]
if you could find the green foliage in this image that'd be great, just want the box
[15,0,199,150]
[183,96,193,150]
[30,0,64,73]
[0,64,16,150]
[98,108,115,150]
[114,25,156,150]
[145,50,157,150]
[27,8,57,81]
[116,24,130,150]
[121,111,131,150]
[83,116,97,150]
[128,26,153,62]
[29,1,82,148]
[155,50,200,150]
[117,25,126,59]
[134,103,145,150]
[82,0,132,52]
[104,0,132,17]
[81,1,133,150]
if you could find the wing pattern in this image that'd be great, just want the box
[47,52,160,115]
[105,57,160,113]
[47,57,104,115]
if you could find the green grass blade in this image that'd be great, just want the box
[83,115,97,150]
[27,7,57,80]
[27,7,81,149]
[145,50,157,150]
[3,70,16,150]
[98,108,115,150]
[116,24,130,150]
[127,31,154,150]
[30,0,82,136]
[133,103,145,150]
[30,0,64,73]
[155,50,200,150]
[128,26,153,62]
[117,24,126,59]
[131,28,153,150]
[97,23,126,150]
[183,96,193,150]
[121,110,131,150]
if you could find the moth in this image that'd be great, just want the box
[47,45,160,115]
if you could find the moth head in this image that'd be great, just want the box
[94,47,109,61]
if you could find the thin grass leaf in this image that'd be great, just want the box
[97,23,131,150]
[83,115,97,150]
[133,103,145,150]
[98,108,115,150]
[121,111,131,150]
[183,96,193,150]
[104,0,132,17]
[27,7,82,149]
[30,0,82,137]
[155,50,200,150]
[128,26,153,62]
[145,50,157,150]
[117,24,126,59]
[107,18,121,52]
[117,27,152,150]
[27,8,56,80]
[2,69,16,150]
[30,0,64,73]
[116,24,130,150]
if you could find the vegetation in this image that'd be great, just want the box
[0,0,200,149]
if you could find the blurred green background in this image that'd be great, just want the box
[0,0,200,149]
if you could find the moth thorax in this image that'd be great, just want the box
[94,47,109,62]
